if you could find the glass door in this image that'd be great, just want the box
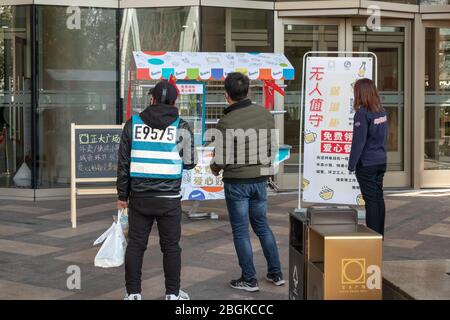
[423,22,450,187]
[0,5,32,188]
[351,20,412,187]
[277,18,346,189]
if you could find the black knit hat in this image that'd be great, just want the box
[149,80,178,105]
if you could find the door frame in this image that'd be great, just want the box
[421,20,450,188]
[348,18,412,188]
[275,16,412,190]
[275,17,346,189]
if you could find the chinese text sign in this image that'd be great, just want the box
[181,147,224,201]
[302,57,373,205]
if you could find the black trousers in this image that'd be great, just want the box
[125,196,182,295]
[355,163,387,236]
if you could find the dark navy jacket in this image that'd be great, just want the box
[348,107,388,171]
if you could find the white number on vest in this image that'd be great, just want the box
[134,125,176,143]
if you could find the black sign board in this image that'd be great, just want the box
[74,128,122,179]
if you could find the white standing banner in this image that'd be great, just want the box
[302,56,374,206]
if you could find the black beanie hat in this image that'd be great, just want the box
[149,80,178,105]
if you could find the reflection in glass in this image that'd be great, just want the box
[283,24,338,173]
[201,7,273,134]
[38,6,117,187]
[425,28,450,170]
[353,26,405,172]
[121,7,199,120]
[0,5,32,188]
[201,7,273,53]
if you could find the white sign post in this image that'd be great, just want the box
[299,53,377,208]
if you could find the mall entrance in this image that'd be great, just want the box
[275,16,412,190]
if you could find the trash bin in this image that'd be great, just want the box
[289,206,358,300]
[307,224,383,300]
[306,206,358,225]
[289,212,309,300]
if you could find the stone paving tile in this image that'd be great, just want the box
[383,260,450,300]
[384,238,423,249]
[38,202,116,221]
[0,239,62,256]
[181,221,228,236]
[0,224,32,236]
[0,280,74,300]
[0,192,449,300]
[0,205,53,214]
[277,199,299,209]
[99,266,226,300]
[418,223,450,239]
[271,225,289,236]
[208,238,262,255]
[385,199,409,211]
[38,219,111,239]
[55,247,99,264]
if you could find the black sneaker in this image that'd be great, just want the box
[266,272,286,286]
[229,277,260,292]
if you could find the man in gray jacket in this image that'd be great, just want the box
[211,72,284,292]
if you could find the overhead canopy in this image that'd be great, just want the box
[133,51,295,81]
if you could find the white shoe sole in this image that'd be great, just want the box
[229,283,260,292]
[265,276,286,286]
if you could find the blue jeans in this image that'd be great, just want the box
[224,181,282,281]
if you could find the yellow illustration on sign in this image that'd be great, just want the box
[319,186,334,200]
[356,194,365,206]
[304,132,317,144]
[302,178,310,190]
[329,118,340,128]
[330,86,341,96]
[330,102,340,112]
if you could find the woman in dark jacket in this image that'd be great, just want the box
[348,78,388,236]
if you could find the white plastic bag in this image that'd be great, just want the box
[113,209,129,238]
[93,209,127,268]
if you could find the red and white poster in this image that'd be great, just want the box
[181,147,224,201]
[302,56,373,205]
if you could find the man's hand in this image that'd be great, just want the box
[117,200,128,209]
[211,168,221,176]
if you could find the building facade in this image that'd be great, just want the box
[0,0,449,199]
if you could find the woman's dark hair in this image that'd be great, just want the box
[224,72,250,101]
[353,78,383,113]
[151,80,177,105]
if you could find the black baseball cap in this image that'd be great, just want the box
[148,80,178,105]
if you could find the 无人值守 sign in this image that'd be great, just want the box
[302,56,374,205]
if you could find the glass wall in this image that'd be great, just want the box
[37,6,118,187]
[353,26,406,172]
[201,7,273,53]
[121,7,199,118]
[0,5,32,188]
[425,27,450,170]
[201,7,274,132]
[283,24,339,173]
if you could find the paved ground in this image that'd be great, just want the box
[0,190,449,300]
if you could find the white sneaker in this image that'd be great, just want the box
[124,293,142,300]
[165,289,190,300]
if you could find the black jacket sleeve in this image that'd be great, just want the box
[348,109,369,172]
[178,119,197,170]
[116,119,132,201]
